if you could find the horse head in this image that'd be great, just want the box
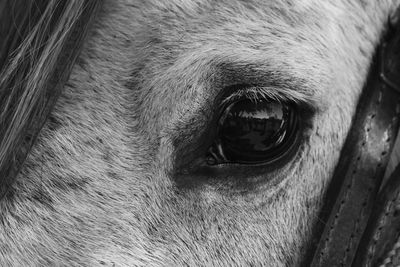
[0,1,399,266]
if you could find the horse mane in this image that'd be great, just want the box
[0,0,102,199]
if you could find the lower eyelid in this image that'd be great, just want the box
[173,141,305,194]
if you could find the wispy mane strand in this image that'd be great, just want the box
[0,0,103,200]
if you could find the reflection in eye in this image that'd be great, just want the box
[207,98,298,165]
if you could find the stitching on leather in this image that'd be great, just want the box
[316,82,400,265]
[342,172,375,265]
[363,96,400,266]
[340,89,384,265]
[365,193,398,266]
[342,87,394,266]
[345,151,387,265]
[317,160,358,262]
[344,87,400,265]
[317,109,373,264]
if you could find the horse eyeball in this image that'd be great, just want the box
[207,98,299,165]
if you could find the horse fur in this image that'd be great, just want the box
[1,0,400,266]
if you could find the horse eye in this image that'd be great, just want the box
[206,98,299,165]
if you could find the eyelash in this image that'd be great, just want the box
[220,86,311,108]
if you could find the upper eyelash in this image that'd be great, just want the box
[220,86,316,111]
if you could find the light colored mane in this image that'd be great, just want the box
[0,0,101,199]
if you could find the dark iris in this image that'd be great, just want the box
[207,98,298,165]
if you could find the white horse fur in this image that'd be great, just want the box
[1,0,400,266]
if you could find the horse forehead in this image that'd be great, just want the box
[137,0,334,20]
[132,0,334,41]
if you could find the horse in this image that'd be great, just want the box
[0,0,400,266]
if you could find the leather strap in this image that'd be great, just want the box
[306,17,400,267]
[353,164,400,266]
[351,16,400,267]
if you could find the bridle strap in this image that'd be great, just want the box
[352,17,400,267]
[306,16,400,267]
[353,164,400,266]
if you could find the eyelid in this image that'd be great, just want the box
[220,85,319,113]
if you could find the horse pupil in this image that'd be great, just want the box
[208,98,295,164]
